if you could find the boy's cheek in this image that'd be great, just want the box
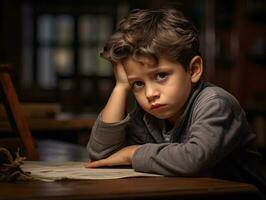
[134,95,145,106]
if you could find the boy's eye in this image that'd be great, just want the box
[132,81,144,89]
[155,72,168,81]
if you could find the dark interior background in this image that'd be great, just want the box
[0,0,265,162]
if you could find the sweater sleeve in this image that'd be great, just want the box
[132,97,249,176]
[87,113,131,160]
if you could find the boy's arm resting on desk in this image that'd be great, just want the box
[87,63,131,161]
[85,145,140,167]
[87,113,130,160]
[87,98,241,172]
[87,97,258,177]
[132,97,255,176]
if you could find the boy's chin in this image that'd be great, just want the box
[147,112,172,120]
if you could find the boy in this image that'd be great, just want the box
[85,8,266,194]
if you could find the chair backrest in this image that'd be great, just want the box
[0,64,38,160]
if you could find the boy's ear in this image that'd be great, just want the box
[188,56,203,83]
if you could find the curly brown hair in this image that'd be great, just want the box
[100,8,200,70]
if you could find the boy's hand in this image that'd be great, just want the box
[113,63,130,90]
[84,145,140,168]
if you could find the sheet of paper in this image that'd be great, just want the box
[22,161,161,182]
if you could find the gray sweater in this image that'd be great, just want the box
[87,82,265,191]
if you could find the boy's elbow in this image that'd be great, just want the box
[179,156,210,176]
[180,165,202,176]
[168,155,208,176]
[87,140,126,161]
[151,158,205,177]
[86,144,105,161]
[151,162,202,177]
[87,143,120,161]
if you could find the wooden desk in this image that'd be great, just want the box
[0,177,260,200]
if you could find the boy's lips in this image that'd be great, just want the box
[151,104,166,110]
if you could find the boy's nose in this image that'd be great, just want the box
[145,86,160,102]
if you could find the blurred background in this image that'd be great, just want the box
[0,0,265,162]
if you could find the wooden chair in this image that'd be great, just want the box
[0,64,38,160]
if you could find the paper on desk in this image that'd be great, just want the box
[21,161,161,182]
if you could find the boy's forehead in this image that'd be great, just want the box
[124,56,157,69]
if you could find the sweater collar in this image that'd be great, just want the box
[143,81,205,142]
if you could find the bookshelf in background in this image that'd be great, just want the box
[205,0,266,156]
[2,0,265,154]
[200,0,232,92]
[242,0,266,108]
[242,0,266,158]
[20,1,130,114]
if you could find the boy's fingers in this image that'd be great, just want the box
[83,161,92,167]
[84,160,102,168]
[84,159,110,168]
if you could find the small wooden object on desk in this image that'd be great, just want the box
[0,64,38,160]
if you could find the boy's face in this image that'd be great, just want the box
[124,57,193,124]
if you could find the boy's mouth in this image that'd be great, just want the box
[151,104,166,110]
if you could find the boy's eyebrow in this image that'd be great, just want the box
[127,67,165,82]
[127,76,139,82]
